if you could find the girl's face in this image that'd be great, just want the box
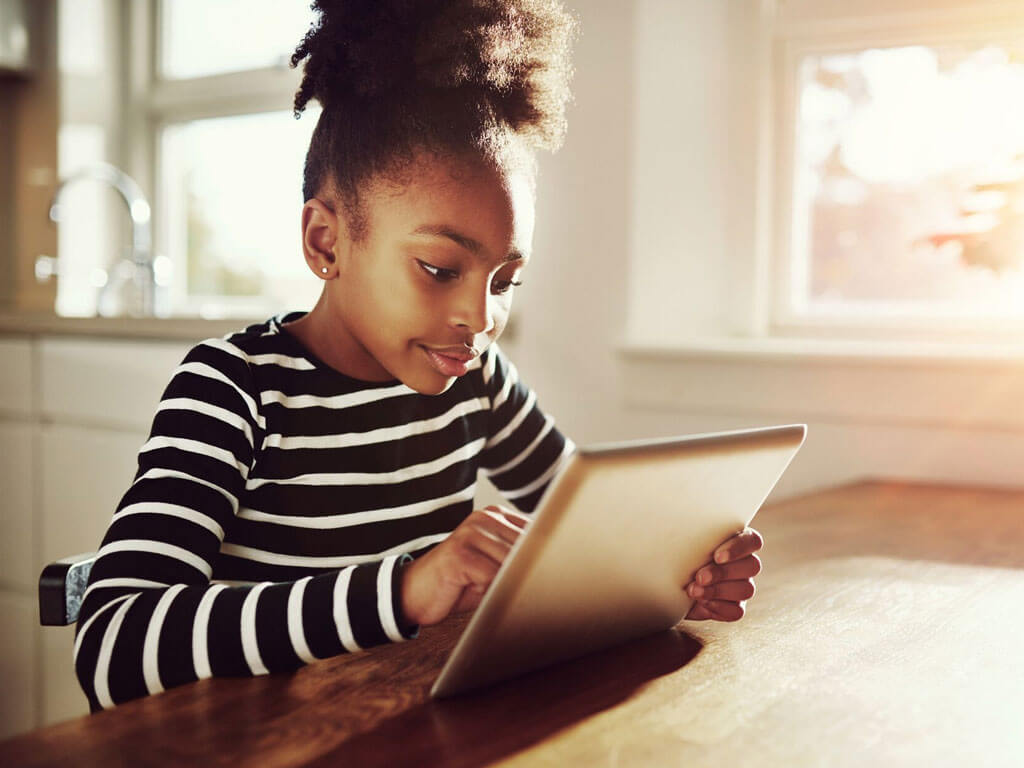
[304,152,534,395]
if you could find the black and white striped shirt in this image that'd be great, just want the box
[74,312,572,711]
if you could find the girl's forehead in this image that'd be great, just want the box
[366,153,536,257]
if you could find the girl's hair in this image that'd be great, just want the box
[290,0,576,237]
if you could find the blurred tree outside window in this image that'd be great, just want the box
[791,41,1024,321]
[161,109,321,317]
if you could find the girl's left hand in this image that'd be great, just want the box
[683,527,763,622]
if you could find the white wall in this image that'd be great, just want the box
[508,0,758,431]
[504,0,1024,498]
[505,0,635,442]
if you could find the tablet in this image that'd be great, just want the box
[430,423,807,697]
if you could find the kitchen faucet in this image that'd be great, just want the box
[40,162,158,317]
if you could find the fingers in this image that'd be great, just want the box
[450,506,531,570]
[452,583,488,614]
[692,553,761,587]
[479,505,531,538]
[468,507,524,548]
[483,504,531,526]
[712,527,764,564]
[449,537,505,585]
[400,507,532,627]
[400,541,499,626]
[683,549,761,623]
[683,529,764,624]
[687,577,755,602]
[685,599,746,622]
[459,521,513,565]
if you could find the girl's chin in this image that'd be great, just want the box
[405,372,457,396]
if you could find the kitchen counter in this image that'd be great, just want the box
[0,311,262,341]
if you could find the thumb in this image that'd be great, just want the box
[452,583,487,614]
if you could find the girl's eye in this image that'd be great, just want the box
[418,260,459,282]
[492,278,524,295]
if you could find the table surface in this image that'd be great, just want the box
[3,479,1023,767]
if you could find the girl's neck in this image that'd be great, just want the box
[282,297,396,382]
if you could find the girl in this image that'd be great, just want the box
[74,0,763,711]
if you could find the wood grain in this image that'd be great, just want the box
[2,480,1023,767]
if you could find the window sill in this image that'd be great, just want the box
[619,335,1024,369]
[617,335,1024,432]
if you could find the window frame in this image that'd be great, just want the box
[765,1,1024,343]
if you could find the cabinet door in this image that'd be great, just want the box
[39,337,191,430]
[37,423,144,726]
[41,622,87,727]
[0,338,38,736]
[0,422,34,589]
[0,593,36,739]
[0,337,32,416]
[39,423,146,565]
[34,337,191,727]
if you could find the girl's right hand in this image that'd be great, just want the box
[399,505,530,627]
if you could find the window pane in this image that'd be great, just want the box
[161,109,322,317]
[160,0,315,79]
[792,42,1024,319]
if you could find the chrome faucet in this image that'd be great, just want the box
[40,162,158,317]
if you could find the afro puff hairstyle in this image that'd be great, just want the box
[290,0,576,237]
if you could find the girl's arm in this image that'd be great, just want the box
[73,340,415,712]
[477,344,575,513]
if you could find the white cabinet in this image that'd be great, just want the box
[39,338,190,429]
[0,333,193,734]
[0,593,36,740]
[0,422,34,590]
[0,337,32,415]
[39,424,148,565]
[0,337,38,740]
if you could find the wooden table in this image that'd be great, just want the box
[3,480,1023,767]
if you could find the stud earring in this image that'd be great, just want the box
[320,267,328,275]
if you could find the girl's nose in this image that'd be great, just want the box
[451,284,494,335]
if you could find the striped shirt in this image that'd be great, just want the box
[74,311,572,711]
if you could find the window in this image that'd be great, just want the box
[770,2,1024,339]
[152,0,322,318]
[56,0,323,318]
[160,0,313,80]
[159,107,321,317]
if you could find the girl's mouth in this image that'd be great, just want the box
[420,345,475,377]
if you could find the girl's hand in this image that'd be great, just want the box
[683,527,763,622]
[399,505,530,627]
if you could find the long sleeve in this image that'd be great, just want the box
[478,344,575,512]
[73,339,415,711]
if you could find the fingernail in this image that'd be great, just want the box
[690,585,704,598]
[698,569,711,585]
[715,550,728,564]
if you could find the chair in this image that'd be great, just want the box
[39,553,98,626]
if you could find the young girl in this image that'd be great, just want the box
[74,0,763,711]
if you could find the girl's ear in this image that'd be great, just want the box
[301,198,348,279]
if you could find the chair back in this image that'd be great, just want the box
[39,553,98,626]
